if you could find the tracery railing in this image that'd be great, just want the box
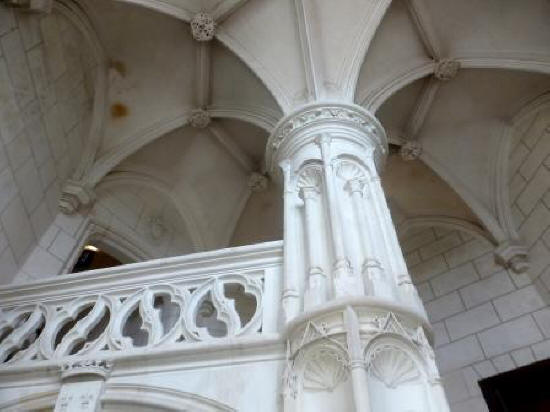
[0,241,283,367]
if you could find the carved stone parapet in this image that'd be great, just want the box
[59,180,95,215]
[434,59,460,81]
[189,108,211,128]
[248,172,269,192]
[1,0,52,13]
[399,140,423,160]
[495,241,529,274]
[190,12,215,41]
[61,359,112,381]
[266,103,387,174]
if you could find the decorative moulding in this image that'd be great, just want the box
[207,104,281,133]
[266,102,388,174]
[61,359,112,381]
[190,12,216,42]
[0,383,237,411]
[0,241,283,306]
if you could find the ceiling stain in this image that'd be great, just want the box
[111,102,129,119]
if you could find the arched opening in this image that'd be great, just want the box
[71,244,123,273]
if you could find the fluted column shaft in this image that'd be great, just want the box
[318,136,358,297]
[280,160,300,322]
[346,177,395,299]
[269,102,425,315]
[300,184,327,307]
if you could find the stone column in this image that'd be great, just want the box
[269,103,449,412]
[267,103,394,306]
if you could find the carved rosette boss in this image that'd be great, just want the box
[190,12,215,42]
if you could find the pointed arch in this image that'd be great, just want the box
[0,384,235,411]
[97,171,209,251]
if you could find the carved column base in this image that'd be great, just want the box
[283,299,448,412]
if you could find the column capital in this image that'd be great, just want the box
[400,140,423,161]
[335,160,368,194]
[266,102,387,175]
[495,240,529,274]
[248,172,269,192]
[59,180,95,215]
[296,164,323,191]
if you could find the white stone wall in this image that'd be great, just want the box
[402,225,550,412]
[0,6,96,284]
[401,108,550,412]
[508,110,550,292]
[14,212,88,283]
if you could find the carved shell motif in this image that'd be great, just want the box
[303,345,349,391]
[335,160,366,182]
[368,346,420,389]
[297,165,323,191]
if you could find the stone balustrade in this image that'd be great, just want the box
[0,241,283,370]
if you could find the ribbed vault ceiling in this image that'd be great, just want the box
[67,0,550,258]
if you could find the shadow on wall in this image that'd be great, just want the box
[230,180,283,247]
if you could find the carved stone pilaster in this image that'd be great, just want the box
[55,360,112,412]
[190,12,215,41]
[248,172,269,192]
[59,180,95,215]
[399,140,423,160]
[434,59,460,81]
[495,241,529,274]
[61,359,113,381]
[189,108,211,128]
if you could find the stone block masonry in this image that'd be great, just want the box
[0,5,96,283]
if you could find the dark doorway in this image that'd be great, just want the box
[71,245,122,273]
[479,358,550,411]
